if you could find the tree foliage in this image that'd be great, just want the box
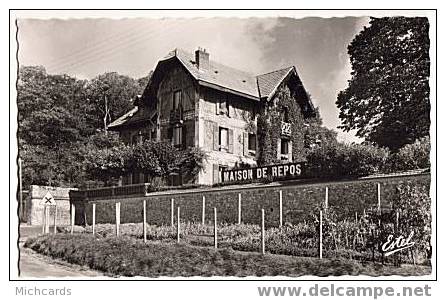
[386,136,430,172]
[84,140,207,186]
[337,17,430,151]
[17,66,150,188]
[85,72,149,130]
[306,142,390,178]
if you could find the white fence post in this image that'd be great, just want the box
[261,209,265,255]
[53,205,57,234]
[45,204,50,234]
[116,202,120,237]
[171,198,174,227]
[70,204,75,235]
[279,190,283,227]
[177,206,180,243]
[214,207,218,249]
[319,210,323,259]
[92,203,96,235]
[42,205,46,234]
[143,200,147,243]
[202,195,206,225]
[238,193,242,225]
[325,187,329,210]
[377,182,382,211]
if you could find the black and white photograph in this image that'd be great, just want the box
[9,8,436,290]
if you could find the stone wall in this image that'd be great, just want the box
[27,185,76,226]
[74,173,430,227]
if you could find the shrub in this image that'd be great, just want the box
[306,142,389,178]
[392,183,431,261]
[386,136,430,172]
[85,140,207,186]
[25,233,419,277]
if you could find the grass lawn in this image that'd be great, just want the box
[24,234,431,277]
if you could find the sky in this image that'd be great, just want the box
[17,16,370,143]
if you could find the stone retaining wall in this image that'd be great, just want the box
[72,174,430,227]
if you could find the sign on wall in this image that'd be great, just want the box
[221,162,304,184]
[42,192,56,205]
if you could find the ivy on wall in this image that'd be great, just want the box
[257,84,307,166]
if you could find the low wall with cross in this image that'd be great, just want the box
[26,185,76,226]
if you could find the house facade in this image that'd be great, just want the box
[108,48,315,185]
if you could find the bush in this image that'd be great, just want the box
[24,234,430,277]
[386,136,430,172]
[306,142,389,178]
[85,140,207,186]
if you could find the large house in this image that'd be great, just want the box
[108,48,315,185]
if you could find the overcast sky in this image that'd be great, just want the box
[17,16,370,143]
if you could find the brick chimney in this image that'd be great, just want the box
[195,47,209,71]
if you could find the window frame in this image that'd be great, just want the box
[248,133,257,154]
[280,138,289,155]
[219,127,229,151]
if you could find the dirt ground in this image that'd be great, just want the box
[17,225,103,278]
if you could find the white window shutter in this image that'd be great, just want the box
[243,132,249,156]
[228,129,234,153]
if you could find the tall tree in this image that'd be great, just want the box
[336,17,430,151]
[85,72,145,130]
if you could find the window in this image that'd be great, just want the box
[217,96,229,116]
[219,127,228,150]
[173,90,182,110]
[173,126,182,147]
[280,138,289,155]
[248,133,256,152]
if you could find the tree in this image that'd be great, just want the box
[85,72,146,130]
[17,66,93,187]
[304,107,338,150]
[337,17,430,151]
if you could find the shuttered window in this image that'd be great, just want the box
[248,134,256,152]
[219,127,228,150]
[215,126,234,153]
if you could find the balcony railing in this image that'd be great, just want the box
[281,121,291,136]
[169,107,183,124]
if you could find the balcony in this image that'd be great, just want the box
[169,107,183,124]
[281,121,291,136]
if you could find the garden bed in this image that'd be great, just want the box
[24,234,430,277]
[58,219,430,266]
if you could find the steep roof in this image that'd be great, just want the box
[257,67,295,99]
[108,106,138,129]
[110,48,315,130]
[163,49,259,99]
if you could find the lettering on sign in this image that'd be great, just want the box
[221,162,303,183]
